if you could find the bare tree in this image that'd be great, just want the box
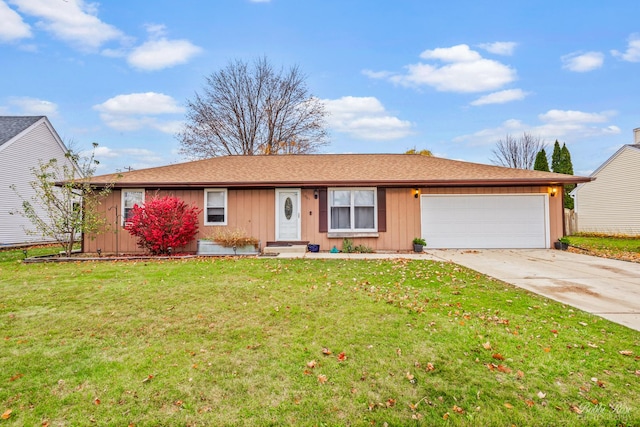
[491,132,546,169]
[178,57,328,158]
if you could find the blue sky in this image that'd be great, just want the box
[1,0,639,175]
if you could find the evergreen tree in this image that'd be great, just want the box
[533,149,550,171]
[560,143,575,209]
[551,140,562,173]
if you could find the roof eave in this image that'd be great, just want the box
[92,176,592,189]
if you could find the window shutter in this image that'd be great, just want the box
[377,188,387,232]
[318,188,328,232]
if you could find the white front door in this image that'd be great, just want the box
[276,189,301,241]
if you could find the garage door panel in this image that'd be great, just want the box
[421,194,549,249]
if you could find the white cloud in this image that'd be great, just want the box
[361,69,394,79]
[126,23,202,71]
[9,96,58,116]
[93,92,184,133]
[470,89,528,106]
[9,0,124,51]
[478,41,517,56]
[454,109,619,146]
[0,0,31,42]
[561,51,604,72]
[420,44,482,62]
[371,44,517,93]
[128,38,202,71]
[611,34,640,62]
[538,109,610,124]
[322,96,413,140]
[91,145,166,172]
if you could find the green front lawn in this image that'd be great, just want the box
[1,253,639,426]
[566,234,640,263]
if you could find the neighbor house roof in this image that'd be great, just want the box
[88,154,591,188]
[0,116,44,147]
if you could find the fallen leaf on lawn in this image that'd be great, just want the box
[443,412,450,420]
[42,422,50,427]
[9,373,23,382]
[396,348,402,356]
[635,370,640,376]
[517,370,525,378]
[551,329,558,334]
[303,369,313,376]
[306,360,317,369]
[94,398,101,405]
[579,322,587,326]
[317,374,328,384]
[587,343,598,348]
[482,341,492,350]
[322,348,332,355]
[525,399,535,407]
[497,365,512,373]
[453,405,464,414]
[405,372,416,384]
[1,409,12,420]
[543,347,551,352]
[426,362,435,371]
[597,380,605,388]
[591,399,599,405]
[492,353,505,361]
[537,391,546,399]
[174,400,183,406]
[350,388,357,394]
[386,398,396,408]
[504,402,513,409]
[337,352,347,362]
[142,374,154,383]
[569,404,582,414]
[619,350,633,356]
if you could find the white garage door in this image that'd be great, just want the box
[421,194,549,249]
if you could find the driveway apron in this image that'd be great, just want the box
[429,249,640,332]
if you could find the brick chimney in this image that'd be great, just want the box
[635,127,640,145]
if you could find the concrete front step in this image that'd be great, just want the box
[262,244,308,255]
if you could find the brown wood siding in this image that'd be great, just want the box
[84,185,563,253]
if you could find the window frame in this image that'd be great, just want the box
[204,188,228,226]
[328,187,378,233]
[121,189,145,226]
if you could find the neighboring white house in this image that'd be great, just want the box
[0,116,74,246]
[572,128,640,236]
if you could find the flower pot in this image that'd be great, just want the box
[413,244,424,253]
[554,241,568,250]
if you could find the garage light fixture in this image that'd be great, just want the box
[413,188,420,198]
[548,187,557,197]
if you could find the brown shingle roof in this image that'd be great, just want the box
[89,154,591,188]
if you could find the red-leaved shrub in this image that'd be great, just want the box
[125,195,201,255]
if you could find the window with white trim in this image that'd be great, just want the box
[205,189,227,225]
[122,189,144,225]
[329,188,377,231]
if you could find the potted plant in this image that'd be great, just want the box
[554,237,570,250]
[412,237,426,253]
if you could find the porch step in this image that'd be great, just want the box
[262,244,308,255]
[266,241,310,247]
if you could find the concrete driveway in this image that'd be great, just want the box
[429,249,640,332]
